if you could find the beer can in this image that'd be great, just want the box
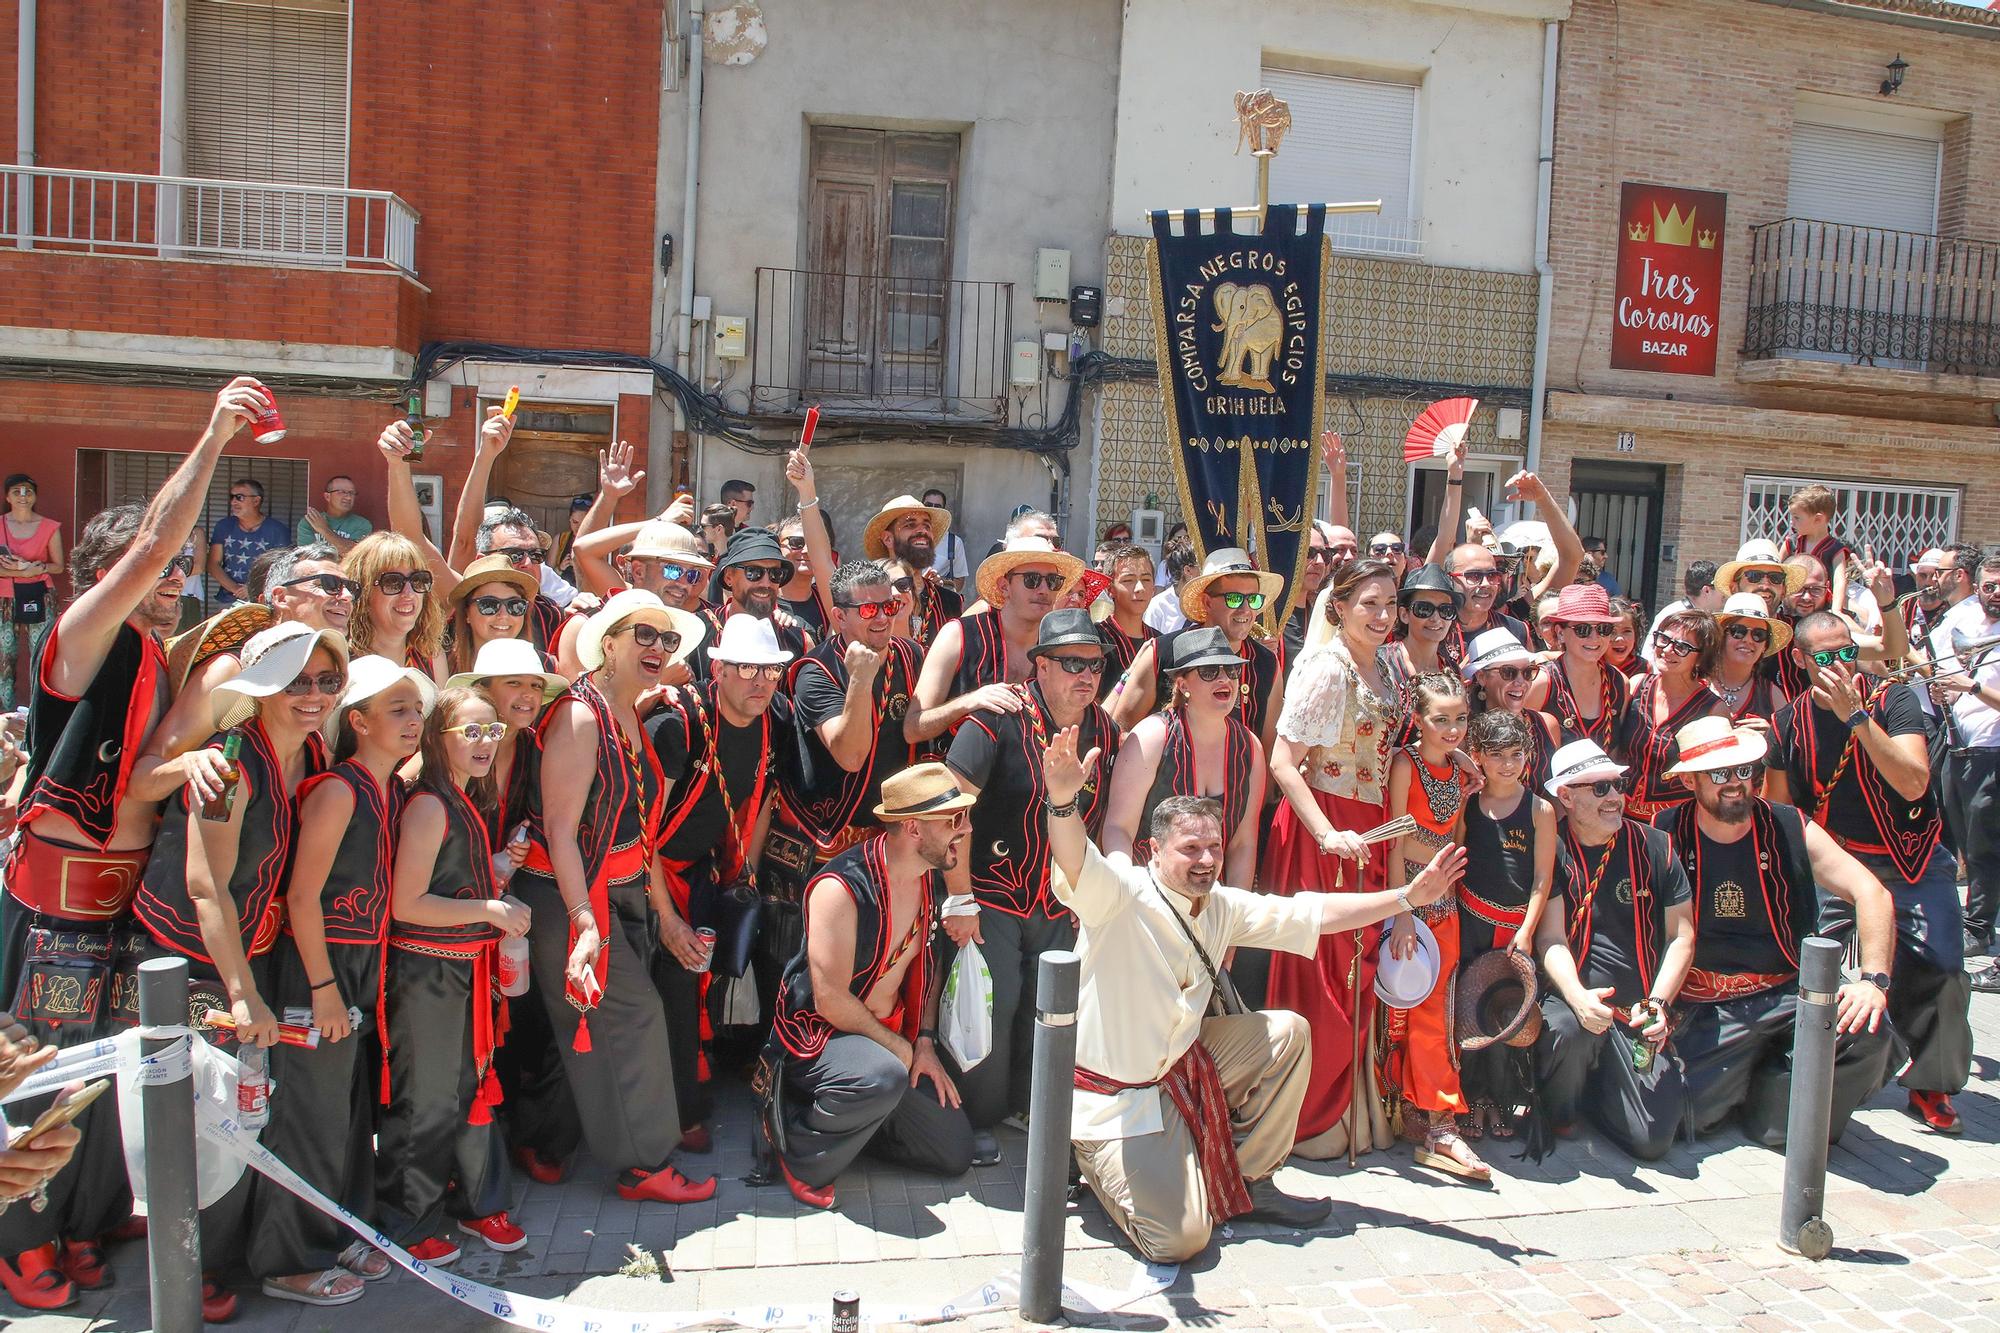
[248,386,287,444]
[695,926,717,973]
[831,1291,860,1333]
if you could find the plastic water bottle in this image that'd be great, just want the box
[498,929,531,998]
[236,1042,271,1129]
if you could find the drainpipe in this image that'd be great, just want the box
[15,0,35,249]
[1524,19,1559,516]
[673,2,706,504]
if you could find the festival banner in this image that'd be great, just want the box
[1611,182,1727,375]
[1148,204,1330,629]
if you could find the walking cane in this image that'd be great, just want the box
[1346,939,1363,1168]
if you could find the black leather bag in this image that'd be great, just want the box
[704,877,764,979]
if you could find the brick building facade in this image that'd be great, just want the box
[1540,0,2000,608]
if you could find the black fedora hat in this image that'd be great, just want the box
[1029,608,1105,658]
[1164,626,1247,673]
[1399,562,1465,609]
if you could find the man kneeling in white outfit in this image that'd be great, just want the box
[1041,727,1465,1263]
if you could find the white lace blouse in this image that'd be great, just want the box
[1275,636,1397,805]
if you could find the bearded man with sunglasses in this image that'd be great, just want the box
[687,529,815,682]
[0,377,270,1313]
[1532,741,1695,1160]
[1655,717,1894,1148]
[908,537,1082,745]
[1761,612,1969,1133]
[941,611,1123,1150]
[647,615,801,1147]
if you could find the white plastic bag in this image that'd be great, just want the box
[940,941,994,1071]
[720,970,761,1027]
[120,1032,256,1208]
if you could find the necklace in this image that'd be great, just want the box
[1409,748,1463,824]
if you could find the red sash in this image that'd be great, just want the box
[1679,967,1794,1004]
[1075,1042,1252,1224]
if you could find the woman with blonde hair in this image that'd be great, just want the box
[342,531,445,679]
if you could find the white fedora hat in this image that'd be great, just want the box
[1545,739,1628,798]
[332,654,437,744]
[1460,627,1540,679]
[1178,547,1286,623]
[576,589,706,672]
[444,636,569,700]
[627,518,712,568]
[1374,916,1442,1010]
[1663,715,1769,778]
[212,623,350,731]
[710,613,794,667]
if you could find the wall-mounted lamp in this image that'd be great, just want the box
[1880,54,1908,97]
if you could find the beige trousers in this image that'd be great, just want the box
[1073,1009,1312,1264]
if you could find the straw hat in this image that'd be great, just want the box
[1663,715,1769,778]
[1454,948,1542,1051]
[627,519,712,568]
[862,495,951,561]
[444,636,569,699]
[166,601,274,693]
[1179,547,1285,624]
[1460,627,1539,679]
[1545,739,1628,798]
[1714,591,1792,655]
[973,536,1084,608]
[448,553,539,607]
[1373,916,1442,1009]
[575,588,705,671]
[871,761,978,822]
[212,623,350,731]
[1717,538,1805,597]
[711,613,795,667]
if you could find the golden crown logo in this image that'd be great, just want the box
[1651,203,1696,247]
[1627,222,1650,243]
[1696,228,1716,249]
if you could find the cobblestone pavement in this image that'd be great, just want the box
[11,978,2000,1330]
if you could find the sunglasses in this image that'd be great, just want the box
[282,573,360,599]
[722,662,787,681]
[1371,541,1406,556]
[1043,654,1106,676]
[1405,600,1457,622]
[161,553,196,579]
[1579,776,1629,797]
[891,577,915,594]
[838,598,898,620]
[1009,571,1065,591]
[659,563,707,585]
[1653,632,1696,659]
[374,570,435,596]
[1562,622,1616,639]
[448,722,509,742]
[1218,591,1266,610]
[1306,547,1334,563]
[1809,644,1860,668]
[1179,663,1237,681]
[734,563,795,586]
[472,595,530,618]
[229,493,256,503]
[782,536,808,551]
[499,548,544,568]
[1724,623,1772,645]
[1738,568,1785,586]
[282,671,347,697]
[618,625,681,652]
[1482,664,1536,683]
[1696,763,1763,784]
[1457,568,1503,585]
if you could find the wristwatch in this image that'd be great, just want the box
[1860,971,1891,993]
[1845,707,1870,731]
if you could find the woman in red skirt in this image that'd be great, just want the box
[1263,558,1402,1159]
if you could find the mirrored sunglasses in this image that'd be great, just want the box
[838,598,898,620]
[724,662,787,681]
[472,596,530,618]
[1218,591,1266,610]
[448,722,509,742]
[1809,644,1860,668]
[1696,763,1762,783]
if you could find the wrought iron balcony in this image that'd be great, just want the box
[751,267,1014,422]
[2,166,419,276]
[1742,217,2000,377]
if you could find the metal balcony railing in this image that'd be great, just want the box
[1742,217,2000,376]
[752,266,1014,422]
[2,166,419,277]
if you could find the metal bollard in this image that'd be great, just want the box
[1778,936,1843,1261]
[1019,950,1081,1325]
[138,957,203,1333]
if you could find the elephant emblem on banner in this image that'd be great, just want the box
[1211,282,1281,393]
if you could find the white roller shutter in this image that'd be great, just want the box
[1786,122,1938,234]
[1261,68,1419,254]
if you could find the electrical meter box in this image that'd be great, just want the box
[1010,339,1041,387]
[713,316,748,360]
[1034,248,1071,302]
[1130,508,1165,560]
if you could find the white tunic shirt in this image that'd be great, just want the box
[1054,841,1326,1141]
[1930,601,2000,749]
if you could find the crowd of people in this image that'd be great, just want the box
[0,377,1993,1310]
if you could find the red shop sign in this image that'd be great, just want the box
[1610,182,1726,376]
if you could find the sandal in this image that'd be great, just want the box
[1488,1102,1518,1141]
[261,1268,366,1307]
[1415,1126,1494,1183]
[337,1240,394,1282]
[1457,1111,1484,1142]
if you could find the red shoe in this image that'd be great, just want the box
[56,1239,111,1290]
[1907,1091,1964,1135]
[459,1211,528,1253]
[778,1158,837,1210]
[510,1145,567,1186]
[106,1215,149,1243]
[616,1164,717,1204]
[678,1123,713,1154]
[202,1273,239,1323]
[406,1236,462,1267]
[0,1244,76,1311]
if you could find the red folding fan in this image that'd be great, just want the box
[1403,397,1479,462]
